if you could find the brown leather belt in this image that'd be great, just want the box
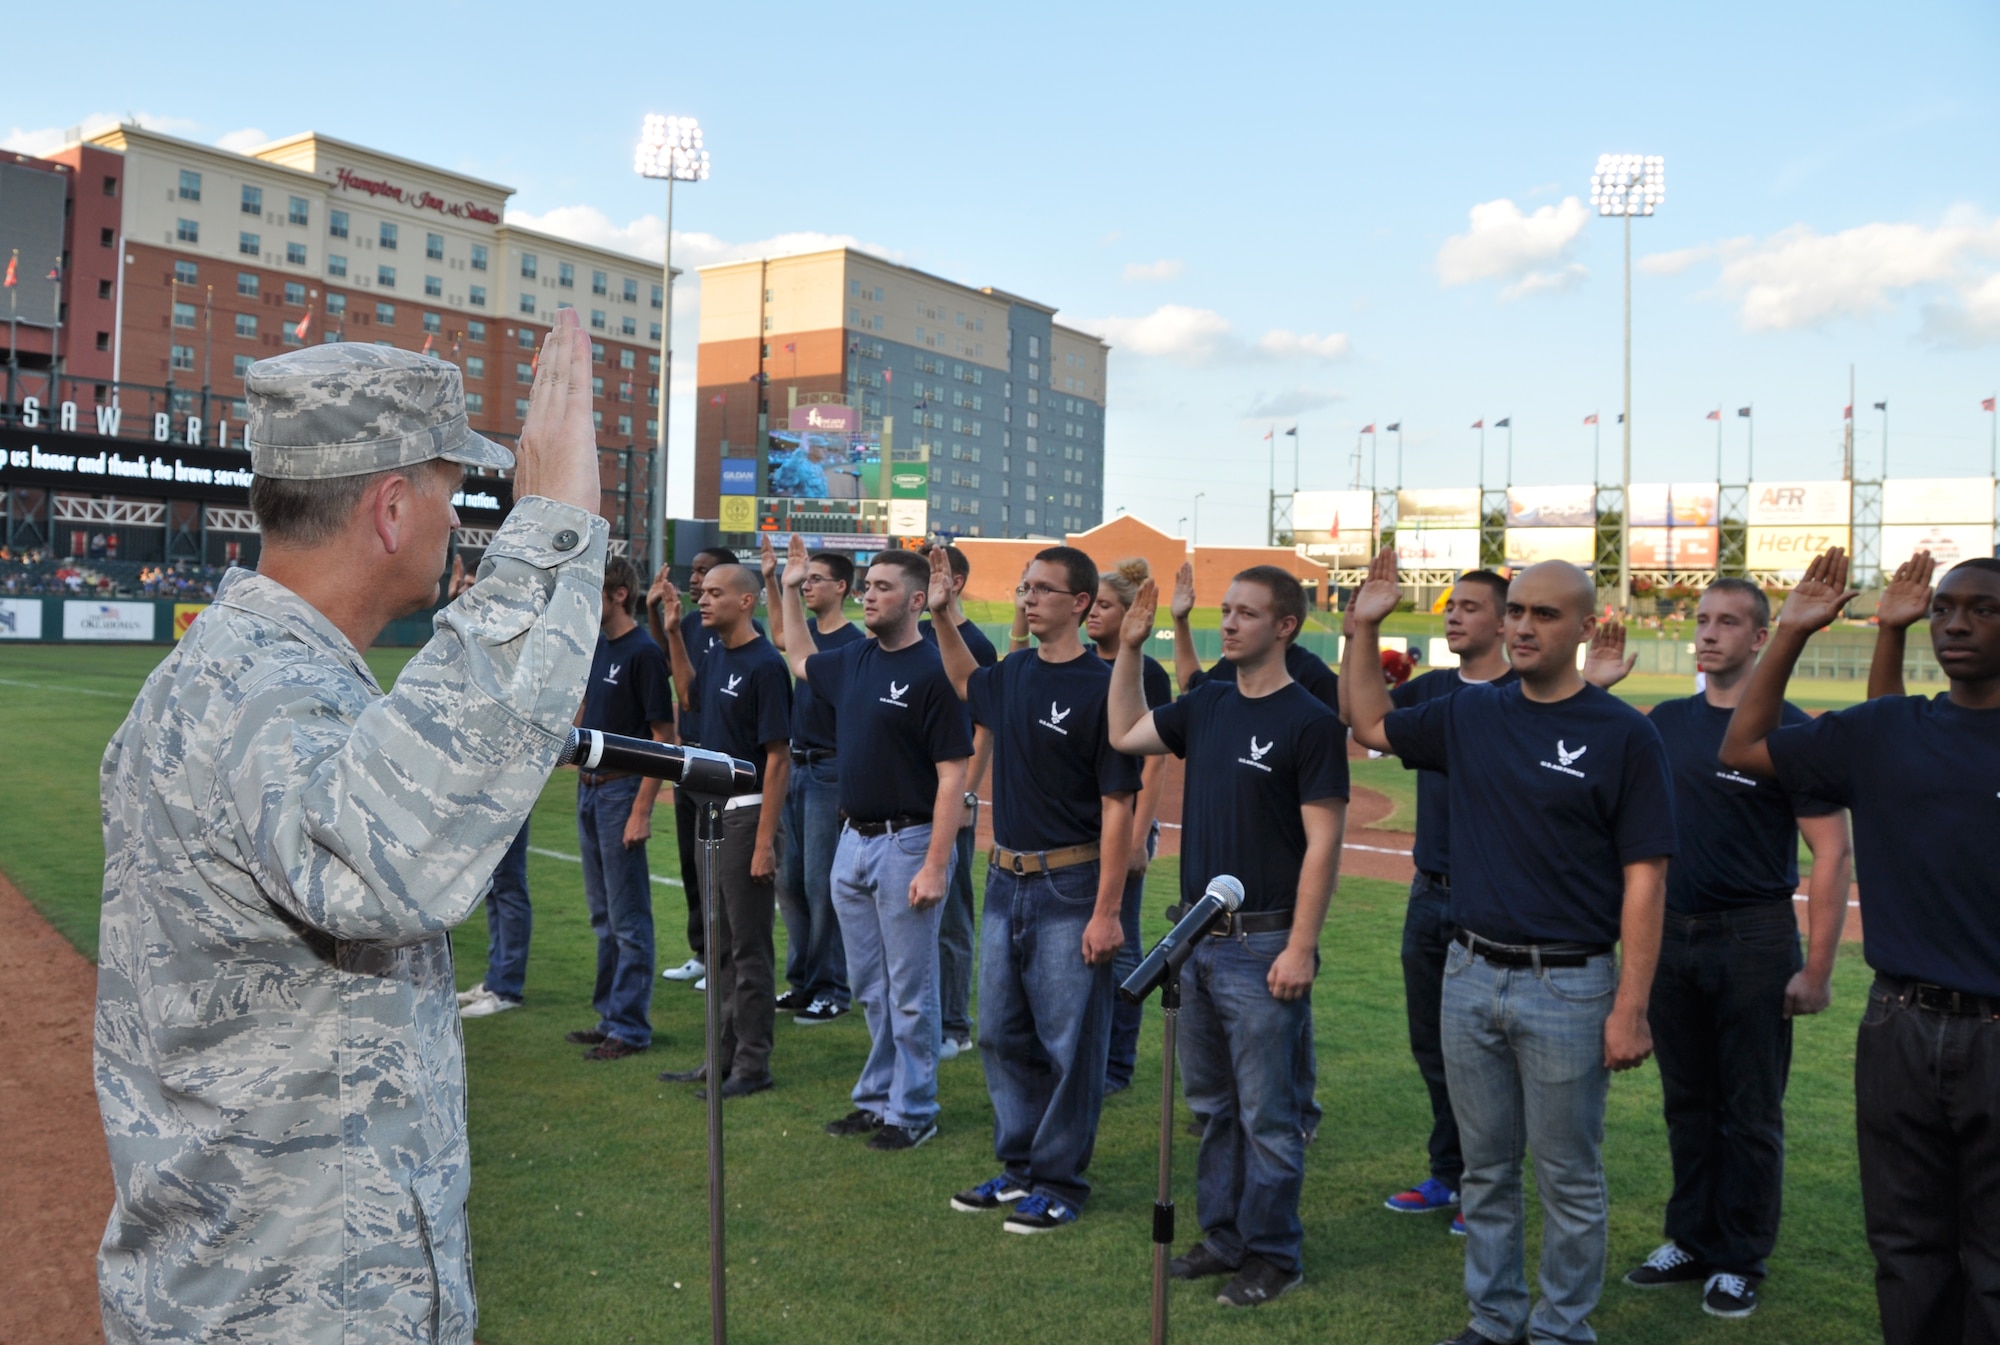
[578,769,635,787]
[992,842,1100,875]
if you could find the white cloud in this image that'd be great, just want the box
[1,112,200,157]
[1244,387,1346,418]
[1078,305,1352,366]
[1121,258,1184,283]
[1713,215,2000,331]
[1098,229,1123,246]
[1437,196,1590,297]
[1256,329,1352,361]
[1922,271,2000,347]
[213,127,271,154]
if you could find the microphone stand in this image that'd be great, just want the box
[698,796,727,1345]
[1151,968,1181,1345]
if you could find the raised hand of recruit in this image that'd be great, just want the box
[1778,547,1860,634]
[648,566,680,616]
[1120,578,1158,651]
[1349,546,1402,626]
[1582,616,1637,688]
[927,545,957,616]
[1170,561,1196,620]
[1877,550,1936,631]
[782,533,809,589]
[759,534,779,582]
[512,308,599,513]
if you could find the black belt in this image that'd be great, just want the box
[1164,903,1293,937]
[843,813,930,837]
[1419,870,1451,891]
[1455,929,1611,968]
[1881,977,2000,1018]
[790,747,836,764]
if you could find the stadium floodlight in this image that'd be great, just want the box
[1593,152,1664,613]
[634,115,711,578]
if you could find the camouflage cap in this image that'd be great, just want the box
[245,344,515,480]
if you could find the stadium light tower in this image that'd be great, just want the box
[635,114,711,578]
[1591,152,1664,613]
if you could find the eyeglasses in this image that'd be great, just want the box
[799,575,838,587]
[1016,583,1080,601]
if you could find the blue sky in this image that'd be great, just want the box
[9,0,1999,544]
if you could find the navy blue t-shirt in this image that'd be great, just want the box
[922,614,999,668]
[1768,694,2000,996]
[791,619,864,753]
[807,637,973,823]
[581,626,675,740]
[1152,679,1348,914]
[1391,666,1521,879]
[695,635,793,791]
[1384,682,1677,946]
[1651,695,1837,914]
[678,607,764,744]
[1188,641,1339,710]
[968,651,1142,852]
[1105,649,1174,711]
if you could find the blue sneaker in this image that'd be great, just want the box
[1385,1177,1460,1213]
[1003,1192,1079,1234]
[1450,1212,1467,1237]
[951,1173,1029,1212]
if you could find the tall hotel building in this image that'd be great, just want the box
[0,123,671,565]
[694,249,1109,546]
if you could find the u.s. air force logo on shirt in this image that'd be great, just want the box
[1038,701,1073,735]
[1540,739,1588,778]
[722,673,744,698]
[1714,767,1761,788]
[1238,735,1276,773]
[603,663,623,686]
[880,679,911,708]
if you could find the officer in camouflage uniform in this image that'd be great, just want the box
[94,310,605,1344]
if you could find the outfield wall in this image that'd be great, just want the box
[0,596,440,646]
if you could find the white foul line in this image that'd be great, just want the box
[528,844,684,888]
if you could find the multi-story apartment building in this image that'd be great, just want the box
[694,248,1108,546]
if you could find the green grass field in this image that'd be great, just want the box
[1,644,1886,1343]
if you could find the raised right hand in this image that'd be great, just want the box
[646,563,676,615]
[759,534,779,582]
[927,544,957,615]
[1170,561,1196,620]
[1877,550,1935,631]
[1348,546,1402,627]
[511,308,598,512]
[782,533,809,589]
[1778,548,1860,635]
[1120,578,1158,651]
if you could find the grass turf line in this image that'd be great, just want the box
[3,644,1881,1342]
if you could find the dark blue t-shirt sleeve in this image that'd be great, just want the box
[965,664,999,731]
[1142,657,1173,710]
[636,643,675,726]
[1389,677,1420,710]
[1301,658,1340,710]
[1152,690,1193,758]
[922,672,975,764]
[1614,720,1680,862]
[1766,705,1859,809]
[804,646,846,704]
[752,658,793,746]
[1383,696,1450,773]
[1096,719,1144,798]
[1295,713,1350,803]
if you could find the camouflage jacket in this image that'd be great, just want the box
[94,496,605,1343]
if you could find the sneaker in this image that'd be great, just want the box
[661,958,704,982]
[1004,1192,1079,1234]
[696,1074,772,1101]
[1104,1077,1131,1095]
[951,1173,1030,1212]
[1385,1177,1460,1214]
[1624,1241,1710,1288]
[658,1066,707,1084]
[693,976,707,992]
[459,993,520,1019]
[1216,1255,1302,1307]
[866,1120,939,1151]
[1184,1115,1207,1139]
[582,1038,648,1061]
[1434,1331,1524,1345]
[565,1029,609,1046]
[1450,1212,1467,1237]
[824,1109,884,1138]
[775,988,813,1013]
[939,1035,971,1060]
[794,998,847,1026]
[455,981,489,1006]
[1702,1272,1757,1319]
[1168,1243,1237,1281]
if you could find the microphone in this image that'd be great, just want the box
[1118,875,1245,1005]
[557,728,757,796]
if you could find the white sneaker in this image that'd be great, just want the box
[455,982,489,1006]
[460,993,520,1019]
[693,976,708,992]
[940,1036,972,1061]
[661,959,705,982]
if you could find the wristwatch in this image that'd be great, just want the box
[963,791,979,809]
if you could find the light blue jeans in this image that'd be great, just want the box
[1442,940,1617,1345]
[831,823,957,1128]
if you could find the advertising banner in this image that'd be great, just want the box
[1392,528,1482,569]
[1627,482,1720,528]
[787,405,859,436]
[1505,485,1595,529]
[0,597,43,639]
[1504,527,1597,566]
[1746,525,1849,572]
[889,466,930,500]
[1883,477,1996,526]
[718,496,757,533]
[719,458,758,496]
[63,599,155,641]
[173,603,208,639]
[1396,488,1481,529]
[1291,490,1375,534]
[1880,523,1994,567]
[887,499,929,537]
[1629,527,1719,569]
[1748,480,1850,526]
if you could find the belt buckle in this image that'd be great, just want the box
[1010,851,1030,875]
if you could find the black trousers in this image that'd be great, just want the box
[710,803,776,1080]
[1857,976,2000,1345]
[1400,872,1462,1187]
[1648,902,1801,1278]
[674,786,706,958]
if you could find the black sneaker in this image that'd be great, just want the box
[824,1109,884,1138]
[794,998,848,1026]
[1216,1255,1302,1307]
[582,1037,647,1061]
[1434,1331,1525,1345]
[656,1065,707,1084]
[1702,1272,1758,1318]
[775,988,813,1013]
[1624,1240,1710,1288]
[1184,1115,1207,1139]
[1003,1193,1079,1234]
[696,1074,771,1101]
[1168,1243,1237,1281]
[866,1120,938,1151]
[565,1029,609,1046]
[951,1173,1030,1212]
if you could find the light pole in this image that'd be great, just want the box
[1387,422,1403,489]
[1592,152,1664,612]
[1193,492,1206,545]
[634,113,710,578]
[1874,400,1889,478]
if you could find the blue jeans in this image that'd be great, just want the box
[832,823,956,1128]
[482,821,533,1002]
[578,776,655,1048]
[939,819,977,1040]
[1443,940,1616,1345]
[1403,873,1463,1186]
[1180,928,1310,1274]
[776,757,848,1007]
[1106,823,1160,1090]
[978,860,1115,1208]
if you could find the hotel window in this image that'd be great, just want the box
[1026,411,1038,429]
[235,314,257,338]
[286,242,306,266]
[239,232,260,257]
[233,354,253,378]
[377,265,395,288]
[173,260,197,285]
[467,320,486,342]
[327,254,347,278]
[516,399,530,419]
[517,328,536,349]
[241,185,262,216]
[471,244,488,271]
[621,316,636,337]
[376,302,395,325]
[97,279,113,299]
[520,253,537,280]
[379,222,398,250]
[1028,335,1041,359]
[849,278,860,296]
[288,196,309,226]
[172,301,197,328]
[590,269,606,296]
[592,410,602,430]
[422,312,441,334]
[590,343,604,363]
[466,356,485,378]
[559,262,575,289]
[590,309,606,331]
[871,286,883,302]
[171,343,195,371]
[326,293,346,316]
[328,210,349,239]
[646,418,658,439]
[468,285,486,307]
[591,377,604,397]
[649,322,662,341]
[617,414,633,437]
[178,170,201,202]
[622,278,638,303]
[619,349,635,369]
[651,282,663,309]
[465,393,484,414]
[425,275,442,297]
[426,233,444,261]
[237,272,259,298]
[284,282,305,305]
[648,354,661,374]
[516,363,534,384]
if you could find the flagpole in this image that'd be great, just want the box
[1714,407,1721,484]
[203,285,214,430]
[1746,404,1754,480]
[1267,423,1275,546]
[1505,420,1513,487]
[1395,424,1403,491]
[50,255,62,405]
[1593,416,1600,488]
